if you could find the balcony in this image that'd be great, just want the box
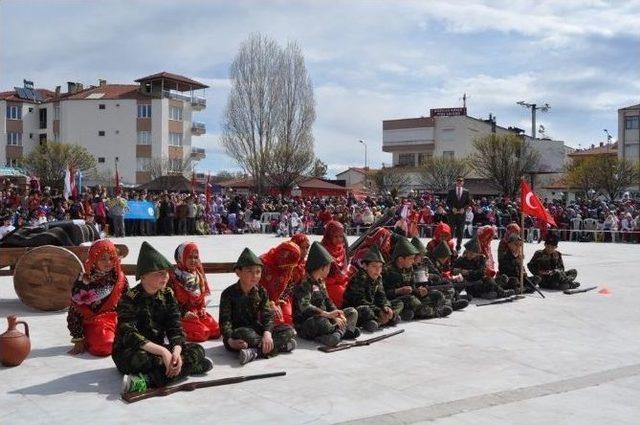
[162,90,206,110]
[191,121,206,136]
[191,147,206,160]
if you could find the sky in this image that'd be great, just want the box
[1,0,639,177]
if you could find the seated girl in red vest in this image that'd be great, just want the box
[289,233,310,286]
[321,220,352,308]
[67,239,129,356]
[168,242,220,342]
[259,241,301,326]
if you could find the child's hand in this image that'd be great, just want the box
[160,347,175,377]
[68,340,85,355]
[169,346,183,377]
[261,331,274,354]
[184,311,198,320]
[228,338,248,350]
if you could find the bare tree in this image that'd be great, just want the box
[22,141,96,191]
[593,157,640,200]
[144,156,196,181]
[565,157,599,199]
[309,158,328,178]
[419,156,469,194]
[222,34,316,193]
[371,167,412,198]
[471,134,540,198]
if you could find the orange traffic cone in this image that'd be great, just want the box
[598,287,612,296]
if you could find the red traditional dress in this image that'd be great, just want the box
[498,223,521,258]
[259,241,301,326]
[67,239,128,356]
[350,227,393,269]
[426,222,457,261]
[168,242,220,342]
[477,225,498,277]
[289,233,310,285]
[321,221,351,308]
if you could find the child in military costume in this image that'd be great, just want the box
[219,248,297,365]
[343,246,403,332]
[454,236,515,299]
[382,237,451,320]
[527,233,580,290]
[420,239,470,310]
[497,233,541,293]
[293,242,360,347]
[114,242,212,395]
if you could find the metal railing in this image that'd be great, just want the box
[161,90,207,107]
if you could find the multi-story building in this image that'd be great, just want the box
[618,103,640,165]
[382,107,571,196]
[0,72,208,185]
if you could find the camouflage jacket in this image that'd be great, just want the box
[113,285,184,352]
[527,250,565,276]
[219,282,274,342]
[453,255,487,282]
[343,269,390,316]
[292,274,337,325]
[498,248,523,278]
[382,263,415,300]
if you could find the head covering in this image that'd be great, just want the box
[290,233,310,252]
[391,236,419,260]
[411,237,426,254]
[363,245,386,264]
[434,239,452,259]
[259,242,301,302]
[173,241,209,296]
[464,235,481,254]
[502,223,521,243]
[136,241,172,280]
[289,233,310,284]
[476,225,497,276]
[322,220,345,245]
[234,248,264,270]
[261,241,301,270]
[544,232,559,246]
[306,242,334,272]
[84,239,121,276]
[508,233,522,243]
[433,222,452,241]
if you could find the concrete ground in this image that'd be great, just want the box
[1,234,639,425]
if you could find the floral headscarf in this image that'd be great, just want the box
[289,233,310,284]
[260,241,301,302]
[173,241,209,296]
[83,239,121,280]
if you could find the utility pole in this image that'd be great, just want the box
[359,140,368,169]
[517,101,550,140]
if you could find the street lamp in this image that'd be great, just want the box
[517,101,550,140]
[359,140,368,169]
[603,129,612,144]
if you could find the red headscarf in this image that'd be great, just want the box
[476,225,497,277]
[173,241,210,296]
[502,223,521,243]
[321,220,347,276]
[259,241,301,302]
[427,222,455,257]
[350,227,392,269]
[289,233,310,284]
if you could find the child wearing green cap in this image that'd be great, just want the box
[219,248,297,365]
[497,233,541,293]
[113,242,212,395]
[292,242,360,347]
[527,233,580,290]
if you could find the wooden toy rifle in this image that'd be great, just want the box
[318,329,405,353]
[563,286,597,295]
[476,294,525,307]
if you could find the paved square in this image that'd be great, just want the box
[1,235,639,424]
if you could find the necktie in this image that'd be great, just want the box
[457,188,461,200]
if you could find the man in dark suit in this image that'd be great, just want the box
[446,176,472,252]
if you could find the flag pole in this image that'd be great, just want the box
[519,176,525,295]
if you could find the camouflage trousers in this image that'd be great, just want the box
[297,307,358,340]
[465,277,506,298]
[395,292,444,320]
[496,274,542,293]
[354,299,403,326]
[223,324,296,357]
[539,269,578,290]
[112,342,207,387]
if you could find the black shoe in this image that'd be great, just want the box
[400,309,415,321]
[315,332,341,347]
[482,291,498,299]
[364,320,379,332]
[452,299,468,310]
[389,314,401,326]
[437,305,453,317]
[343,327,361,340]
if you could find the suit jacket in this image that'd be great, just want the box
[446,188,471,213]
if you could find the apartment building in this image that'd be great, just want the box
[0,72,208,185]
[618,103,640,165]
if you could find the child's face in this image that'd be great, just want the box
[95,252,114,272]
[185,249,200,271]
[413,255,422,266]
[236,265,262,286]
[316,263,331,280]
[395,255,414,269]
[364,262,383,280]
[141,270,169,294]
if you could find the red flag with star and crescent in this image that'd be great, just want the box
[520,179,556,227]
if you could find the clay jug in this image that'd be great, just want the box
[0,315,31,366]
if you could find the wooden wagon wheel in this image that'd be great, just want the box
[13,245,84,311]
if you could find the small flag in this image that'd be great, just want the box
[520,179,556,227]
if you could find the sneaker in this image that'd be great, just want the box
[202,356,214,373]
[239,348,259,365]
[437,305,453,318]
[568,281,580,289]
[282,339,297,353]
[364,320,379,332]
[343,327,361,340]
[121,373,148,395]
[452,299,469,310]
[315,332,341,347]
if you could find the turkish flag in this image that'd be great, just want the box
[520,180,556,227]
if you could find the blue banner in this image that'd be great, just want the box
[124,201,156,220]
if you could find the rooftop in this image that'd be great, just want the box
[135,72,209,91]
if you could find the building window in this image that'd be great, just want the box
[398,153,415,167]
[137,104,151,118]
[625,116,639,130]
[417,153,432,165]
[169,132,183,146]
[39,108,47,129]
[137,131,151,145]
[98,104,106,110]
[169,106,183,121]
[54,105,60,120]
[136,157,151,172]
[443,151,455,159]
[7,133,22,146]
[98,131,105,136]
[98,157,105,163]
[6,105,21,120]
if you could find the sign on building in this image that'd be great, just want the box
[430,107,467,117]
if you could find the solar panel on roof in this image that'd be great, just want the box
[13,87,44,102]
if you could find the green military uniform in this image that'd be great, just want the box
[454,236,512,299]
[527,234,579,290]
[382,237,446,320]
[112,242,208,388]
[422,240,469,309]
[497,234,541,293]
[219,248,296,357]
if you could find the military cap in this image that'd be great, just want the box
[136,241,173,280]
[234,247,264,270]
[362,245,386,264]
[391,236,419,260]
[463,235,481,253]
[305,242,334,272]
[411,237,426,254]
[433,239,452,259]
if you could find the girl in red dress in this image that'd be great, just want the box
[350,227,393,269]
[259,241,301,326]
[498,223,521,258]
[476,225,498,277]
[168,242,220,342]
[321,220,351,307]
[289,233,310,285]
[67,239,128,356]
[426,222,457,261]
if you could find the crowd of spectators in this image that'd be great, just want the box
[1,181,639,244]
